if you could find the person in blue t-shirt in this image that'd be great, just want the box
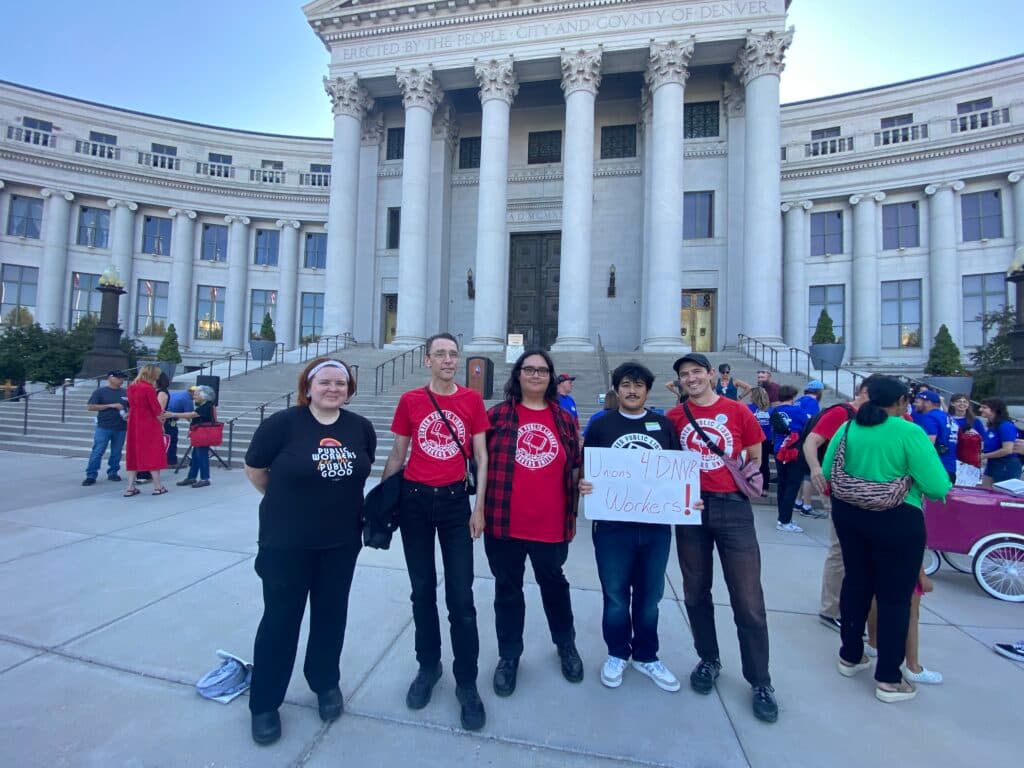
[768,385,809,532]
[978,397,1023,485]
[556,373,579,431]
[746,386,773,496]
[912,390,955,481]
[797,380,824,416]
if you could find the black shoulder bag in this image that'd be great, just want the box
[425,387,479,495]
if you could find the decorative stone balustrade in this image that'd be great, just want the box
[74,139,120,159]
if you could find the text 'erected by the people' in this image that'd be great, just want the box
[583,447,701,525]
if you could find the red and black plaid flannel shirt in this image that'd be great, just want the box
[484,399,582,540]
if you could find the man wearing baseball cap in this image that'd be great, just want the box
[556,373,579,430]
[913,389,956,482]
[83,370,129,485]
[667,352,778,723]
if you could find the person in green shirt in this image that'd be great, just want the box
[822,376,950,704]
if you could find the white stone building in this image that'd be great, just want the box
[0,0,1021,366]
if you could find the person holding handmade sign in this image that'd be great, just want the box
[483,350,584,698]
[579,361,683,693]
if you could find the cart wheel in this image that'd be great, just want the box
[972,540,1024,602]
[923,549,940,576]
[941,552,973,573]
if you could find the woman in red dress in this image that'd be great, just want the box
[124,364,169,496]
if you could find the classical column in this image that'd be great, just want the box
[324,75,374,338]
[723,78,746,348]
[166,208,197,346]
[392,66,443,347]
[37,189,74,328]
[429,102,458,334]
[1009,171,1024,247]
[355,111,384,344]
[223,215,251,350]
[638,87,653,343]
[469,57,518,350]
[734,29,793,341]
[849,192,885,362]
[642,39,693,352]
[106,198,137,330]
[925,180,965,347]
[276,219,301,349]
[781,200,812,348]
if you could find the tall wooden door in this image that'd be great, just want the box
[680,290,715,352]
[508,233,560,349]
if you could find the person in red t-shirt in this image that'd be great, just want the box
[666,353,778,724]
[483,350,583,698]
[381,333,489,732]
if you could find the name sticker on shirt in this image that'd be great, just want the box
[644,421,661,432]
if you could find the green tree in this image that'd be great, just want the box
[923,324,967,376]
[811,309,836,344]
[969,307,1014,398]
[258,313,276,342]
[157,323,182,363]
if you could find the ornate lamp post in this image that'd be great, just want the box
[995,247,1024,404]
[78,266,130,378]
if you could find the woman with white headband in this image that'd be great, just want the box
[243,356,377,746]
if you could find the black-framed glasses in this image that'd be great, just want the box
[521,366,551,377]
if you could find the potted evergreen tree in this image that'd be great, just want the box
[156,323,182,380]
[922,324,973,397]
[249,313,277,361]
[809,309,845,371]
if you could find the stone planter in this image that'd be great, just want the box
[156,361,177,381]
[922,375,974,399]
[249,340,277,361]
[810,343,846,371]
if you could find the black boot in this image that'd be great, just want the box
[406,662,443,710]
[455,685,486,731]
[556,641,584,683]
[317,686,344,722]
[251,711,281,746]
[492,657,519,697]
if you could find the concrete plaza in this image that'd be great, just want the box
[0,450,1020,768]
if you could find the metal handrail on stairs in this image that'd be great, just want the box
[596,333,611,391]
[297,332,355,362]
[736,334,779,372]
[738,333,867,397]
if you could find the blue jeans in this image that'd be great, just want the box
[187,447,210,480]
[592,521,671,663]
[85,427,126,479]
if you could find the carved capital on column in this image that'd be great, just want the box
[645,39,694,92]
[432,101,459,152]
[40,188,74,203]
[324,75,374,119]
[224,214,251,226]
[849,192,886,205]
[924,180,965,195]
[733,28,794,86]
[396,66,443,113]
[168,208,197,220]
[1008,171,1024,184]
[560,48,602,98]
[275,219,301,229]
[107,199,138,211]
[361,110,384,146]
[781,200,813,213]
[474,57,518,105]
[722,78,745,118]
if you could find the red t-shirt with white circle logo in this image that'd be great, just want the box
[391,385,490,486]
[509,404,567,542]
[667,397,765,494]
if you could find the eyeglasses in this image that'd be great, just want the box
[429,351,460,360]
[521,366,551,377]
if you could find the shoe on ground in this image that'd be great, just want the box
[317,686,344,721]
[902,665,943,685]
[837,656,872,677]
[176,478,196,487]
[81,478,96,486]
[600,655,628,688]
[455,685,486,731]
[492,657,518,697]
[557,641,584,683]
[689,659,721,695]
[193,479,211,488]
[864,642,878,658]
[875,681,916,703]
[752,685,779,723]
[135,476,151,484]
[776,521,803,533]
[993,641,1024,662]
[107,474,122,481]
[631,660,681,692]
[818,614,842,632]
[406,662,443,710]
[251,710,281,745]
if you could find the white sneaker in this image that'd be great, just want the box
[902,665,943,685]
[631,660,681,692]
[776,521,803,533]
[601,656,628,688]
[864,642,878,658]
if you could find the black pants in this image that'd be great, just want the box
[676,492,771,687]
[164,420,178,466]
[759,439,771,494]
[249,542,360,714]
[399,481,479,687]
[484,535,574,660]
[775,460,804,524]
[832,498,924,684]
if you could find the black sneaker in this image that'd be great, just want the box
[406,662,442,710]
[752,685,779,723]
[317,686,344,722]
[107,474,122,482]
[689,659,721,695]
[492,657,519,697]
[557,641,584,683]
[455,685,486,731]
[251,710,281,745]
[818,614,842,632]
[81,478,96,486]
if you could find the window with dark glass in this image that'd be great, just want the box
[201,223,228,261]
[880,114,914,129]
[957,97,993,114]
[459,137,481,169]
[600,124,637,159]
[305,232,327,269]
[301,292,325,340]
[810,126,841,141]
[254,228,280,266]
[89,130,117,146]
[152,143,177,157]
[209,152,232,165]
[22,116,53,133]
[961,190,1003,241]
[69,272,102,326]
[250,289,277,339]
[882,202,919,249]
[808,285,845,342]
[386,128,405,160]
[386,207,401,249]
[77,207,110,248]
[684,101,720,139]
[0,264,39,326]
[881,279,921,348]
[810,211,843,256]
[142,216,172,256]
[683,191,714,239]
[528,131,562,164]
[135,279,169,336]
[310,163,331,174]
[962,273,1006,347]
[195,285,225,340]
[6,196,43,238]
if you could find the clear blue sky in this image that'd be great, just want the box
[1,1,1021,137]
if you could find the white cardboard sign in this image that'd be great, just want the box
[583,447,701,525]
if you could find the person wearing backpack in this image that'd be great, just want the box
[769,385,809,533]
[911,390,956,483]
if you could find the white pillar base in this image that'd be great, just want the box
[464,340,505,353]
[641,339,692,354]
[550,338,595,353]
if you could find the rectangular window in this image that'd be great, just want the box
[386,207,401,250]
[304,232,327,269]
[880,113,913,129]
[386,127,405,160]
[808,284,846,343]
[253,159,285,184]
[961,190,1003,241]
[195,285,225,340]
[459,137,481,169]
[881,279,922,348]
[22,116,53,133]
[152,143,177,157]
[962,273,1006,347]
[142,216,172,256]
[881,201,919,250]
[810,211,843,256]
[303,163,331,187]
[77,207,110,248]
[147,143,179,170]
[6,195,43,238]
[301,292,325,340]
[0,264,39,326]
[250,289,278,339]
[11,117,53,147]
[310,163,331,174]
[683,191,714,239]
[683,101,720,139]
[69,272,102,327]
[135,279,169,336]
[208,152,232,165]
[200,223,228,262]
[957,97,993,114]
[254,229,280,266]
[600,124,637,159]
[88,130,117,146]
[528,130,562,164]
[810,126,842,140]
